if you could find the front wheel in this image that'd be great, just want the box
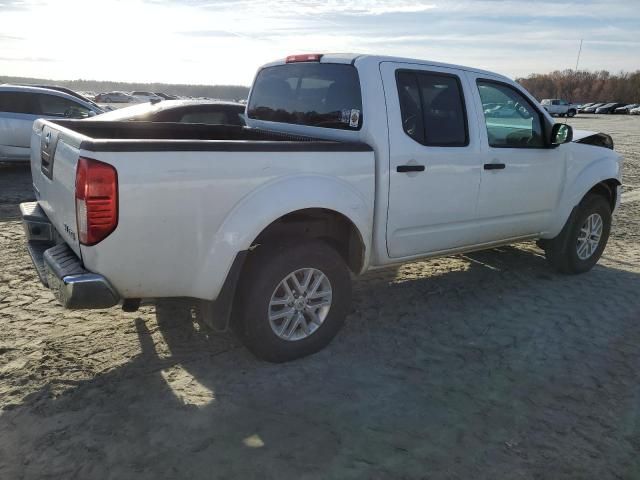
[544,194,611,274]
[567,109,576,117]
[233,239,352,362]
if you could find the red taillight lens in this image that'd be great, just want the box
[285,53,322,63]
[75,157,118,245]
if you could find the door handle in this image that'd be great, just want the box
[484,163,506,170]
[397,164,425,173]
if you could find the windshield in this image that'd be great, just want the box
[247,62,362,130]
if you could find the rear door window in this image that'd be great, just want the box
[0,91,38,114]
[247,62,363,130]
[396,70,468,147]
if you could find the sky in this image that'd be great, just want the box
[1,0,639,86]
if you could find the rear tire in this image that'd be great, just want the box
[544,194,611,274]
[233,239,351,362]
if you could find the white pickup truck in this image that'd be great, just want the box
[540,99,579,117]
[22,53,622,362]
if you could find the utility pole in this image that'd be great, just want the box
[575,39,583,71]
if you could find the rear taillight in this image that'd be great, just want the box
[285,53,322,63]
[75,157,118,245]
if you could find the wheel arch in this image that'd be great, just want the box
[191,175,373,301]
[252,207,367,274]
[585,178,620,212]
[546,169,621,240]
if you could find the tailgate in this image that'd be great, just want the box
[30,120,83,256]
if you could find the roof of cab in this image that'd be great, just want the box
[261,53,512,83]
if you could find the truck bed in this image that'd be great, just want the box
[29,118,376,302]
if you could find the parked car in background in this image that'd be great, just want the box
[0,85,104,163]
[540,99,578,117]
[15,84,104,112]
[22,53,622,362]
[78,91,97,100]
[614,103,639,114]
[582,103,606,113]
[595,103,626,114]
[630,106,640,115]
[95,91,135,103]
[93,100,245,125]
[482,102,522,118]
[577,102,596,112]
[155,92,179,100]
[130,91,163,102]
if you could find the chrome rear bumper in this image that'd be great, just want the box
[20,202,120,309]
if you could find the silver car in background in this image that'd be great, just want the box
[0,85,104,163]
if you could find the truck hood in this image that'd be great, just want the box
[571,129,614,149]
[572,129,597,141]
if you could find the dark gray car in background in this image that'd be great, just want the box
[93,99,246,125]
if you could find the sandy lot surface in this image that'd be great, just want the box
[1,116,639,479]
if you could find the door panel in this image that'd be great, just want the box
[382,62,482,258]
[470,75,565,239]
[0,112,39,149]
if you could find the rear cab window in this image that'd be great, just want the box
[247,62,363,130]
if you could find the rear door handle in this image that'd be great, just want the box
[484,163,506,170]
[397,164,425,173]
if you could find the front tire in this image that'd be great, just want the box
[544,194,611,274]
[567,109,576,117]
[234,239,352,362]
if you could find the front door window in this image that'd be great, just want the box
[477,80,544,148]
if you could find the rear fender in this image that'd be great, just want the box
[191,175,373,300]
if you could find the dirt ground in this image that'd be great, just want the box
[0,116,639,480]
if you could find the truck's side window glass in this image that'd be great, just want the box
[397,70,468,147]
[476,80,544,148]
[397,71,424,144]
[37,95,91,118]
[0,92,38,114]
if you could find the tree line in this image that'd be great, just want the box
[516,70,640,104]
[0,75,250,101]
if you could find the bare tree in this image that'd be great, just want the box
[517,70,640,104]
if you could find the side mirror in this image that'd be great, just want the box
[88,111,97,117]
[550,123,573,146]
